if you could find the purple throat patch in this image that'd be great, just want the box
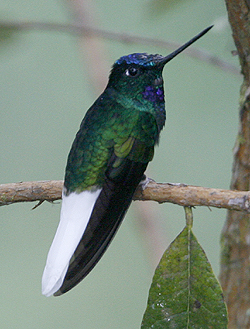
[142,86,164,103]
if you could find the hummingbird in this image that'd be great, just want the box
[42,26,212,297]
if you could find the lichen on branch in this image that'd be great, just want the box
[1,179,250,212]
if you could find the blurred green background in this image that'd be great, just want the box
[0,0,240,328]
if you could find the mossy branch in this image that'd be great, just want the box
[0,179,250,212]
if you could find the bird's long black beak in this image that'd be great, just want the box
[159,26,213,67]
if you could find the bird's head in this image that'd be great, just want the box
[106,26,212,99]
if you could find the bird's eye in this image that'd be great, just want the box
[125,67,140,77]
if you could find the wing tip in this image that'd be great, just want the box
[42,281,63,297]
[42,268,65,297]
[53,289,63,297]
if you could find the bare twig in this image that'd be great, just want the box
[65,0,109,93]
[0,20,239,76]
[1,179,250,212]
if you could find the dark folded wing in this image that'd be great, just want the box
[54,147,150,296]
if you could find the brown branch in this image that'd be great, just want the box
[1,180,250,212]
[0,20,239,76]
[0,180,63,205]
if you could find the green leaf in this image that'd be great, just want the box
[141,226,228,328]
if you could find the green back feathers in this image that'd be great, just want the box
[64,93,158,193]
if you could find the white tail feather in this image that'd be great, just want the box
[42,188,101,297]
